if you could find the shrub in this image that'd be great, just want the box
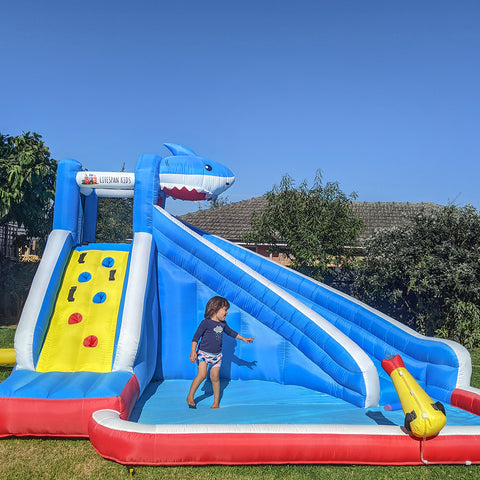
[352,204,480,345]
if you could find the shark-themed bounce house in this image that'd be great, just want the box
[1,143,480,465]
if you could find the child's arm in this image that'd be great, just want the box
[224,322,253,344]
[236,334,254,344]
[190,319,208,363]
[190,341,198,363]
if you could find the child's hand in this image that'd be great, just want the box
[236,334,254,344]
[190,351,197,363]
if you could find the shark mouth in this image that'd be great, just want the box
[161,186,212,201]
[159,174,235,202]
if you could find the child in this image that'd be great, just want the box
[186,296,254,409]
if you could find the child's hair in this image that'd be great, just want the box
[204,296,230,319]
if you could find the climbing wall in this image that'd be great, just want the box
[36,247,130,373]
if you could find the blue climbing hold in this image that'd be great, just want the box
[78,272,92,283]
[92,292,107,304]
[102,257,115,268]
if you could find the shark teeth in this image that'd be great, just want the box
[159,173,234,201]
[160,182,206,193]
[161,186,210,201]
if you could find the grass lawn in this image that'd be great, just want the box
[1,327,480,479]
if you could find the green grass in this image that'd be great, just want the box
[0,326,16,382]
[0,448,479,480]
[0,326,15,348]
[1,327,480,478]
[471,348,480,387]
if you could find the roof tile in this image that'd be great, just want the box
[179,197,440,245]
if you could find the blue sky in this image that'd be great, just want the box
[2,1,479,216]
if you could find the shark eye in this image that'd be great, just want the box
[205,164,212,171]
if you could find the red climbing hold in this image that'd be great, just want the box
[68,313,83,324]
[83,335,98,348]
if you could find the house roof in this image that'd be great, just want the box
[178,197,441,245]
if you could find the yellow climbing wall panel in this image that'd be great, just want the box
[36,248,130,373]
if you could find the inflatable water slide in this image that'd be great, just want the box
[2,145,480,465]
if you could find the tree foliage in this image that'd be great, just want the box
[244,171,364,280]
[194,196,231,211]
[209,196,230,209]
[352,204,480,345]
[95,165,133,243]
[95,197,133,243]
[0,132,57,244]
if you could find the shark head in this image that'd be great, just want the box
[159,143,235,201]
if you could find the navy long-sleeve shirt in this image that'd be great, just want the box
[192,318,238,355]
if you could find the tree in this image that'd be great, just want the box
[243,171,364,280]
[95,197,133,243]
[209,196,230,209]
[95,164,133,243]
[352,204,480,346]
[194,196,231,211]
[0,131,55,322]
[0,132,57,249]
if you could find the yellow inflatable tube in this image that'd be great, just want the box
[382,354,446,438]
[0,348,15,365]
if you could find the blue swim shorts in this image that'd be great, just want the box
[197,350,223,368]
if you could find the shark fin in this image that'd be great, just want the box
[163,143,196,157]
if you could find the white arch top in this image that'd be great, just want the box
[76,172,135,198]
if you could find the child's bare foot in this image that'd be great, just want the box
[211,404,220,409]
[186,397,196,409]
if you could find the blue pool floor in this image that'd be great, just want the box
[129,379,480,427]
